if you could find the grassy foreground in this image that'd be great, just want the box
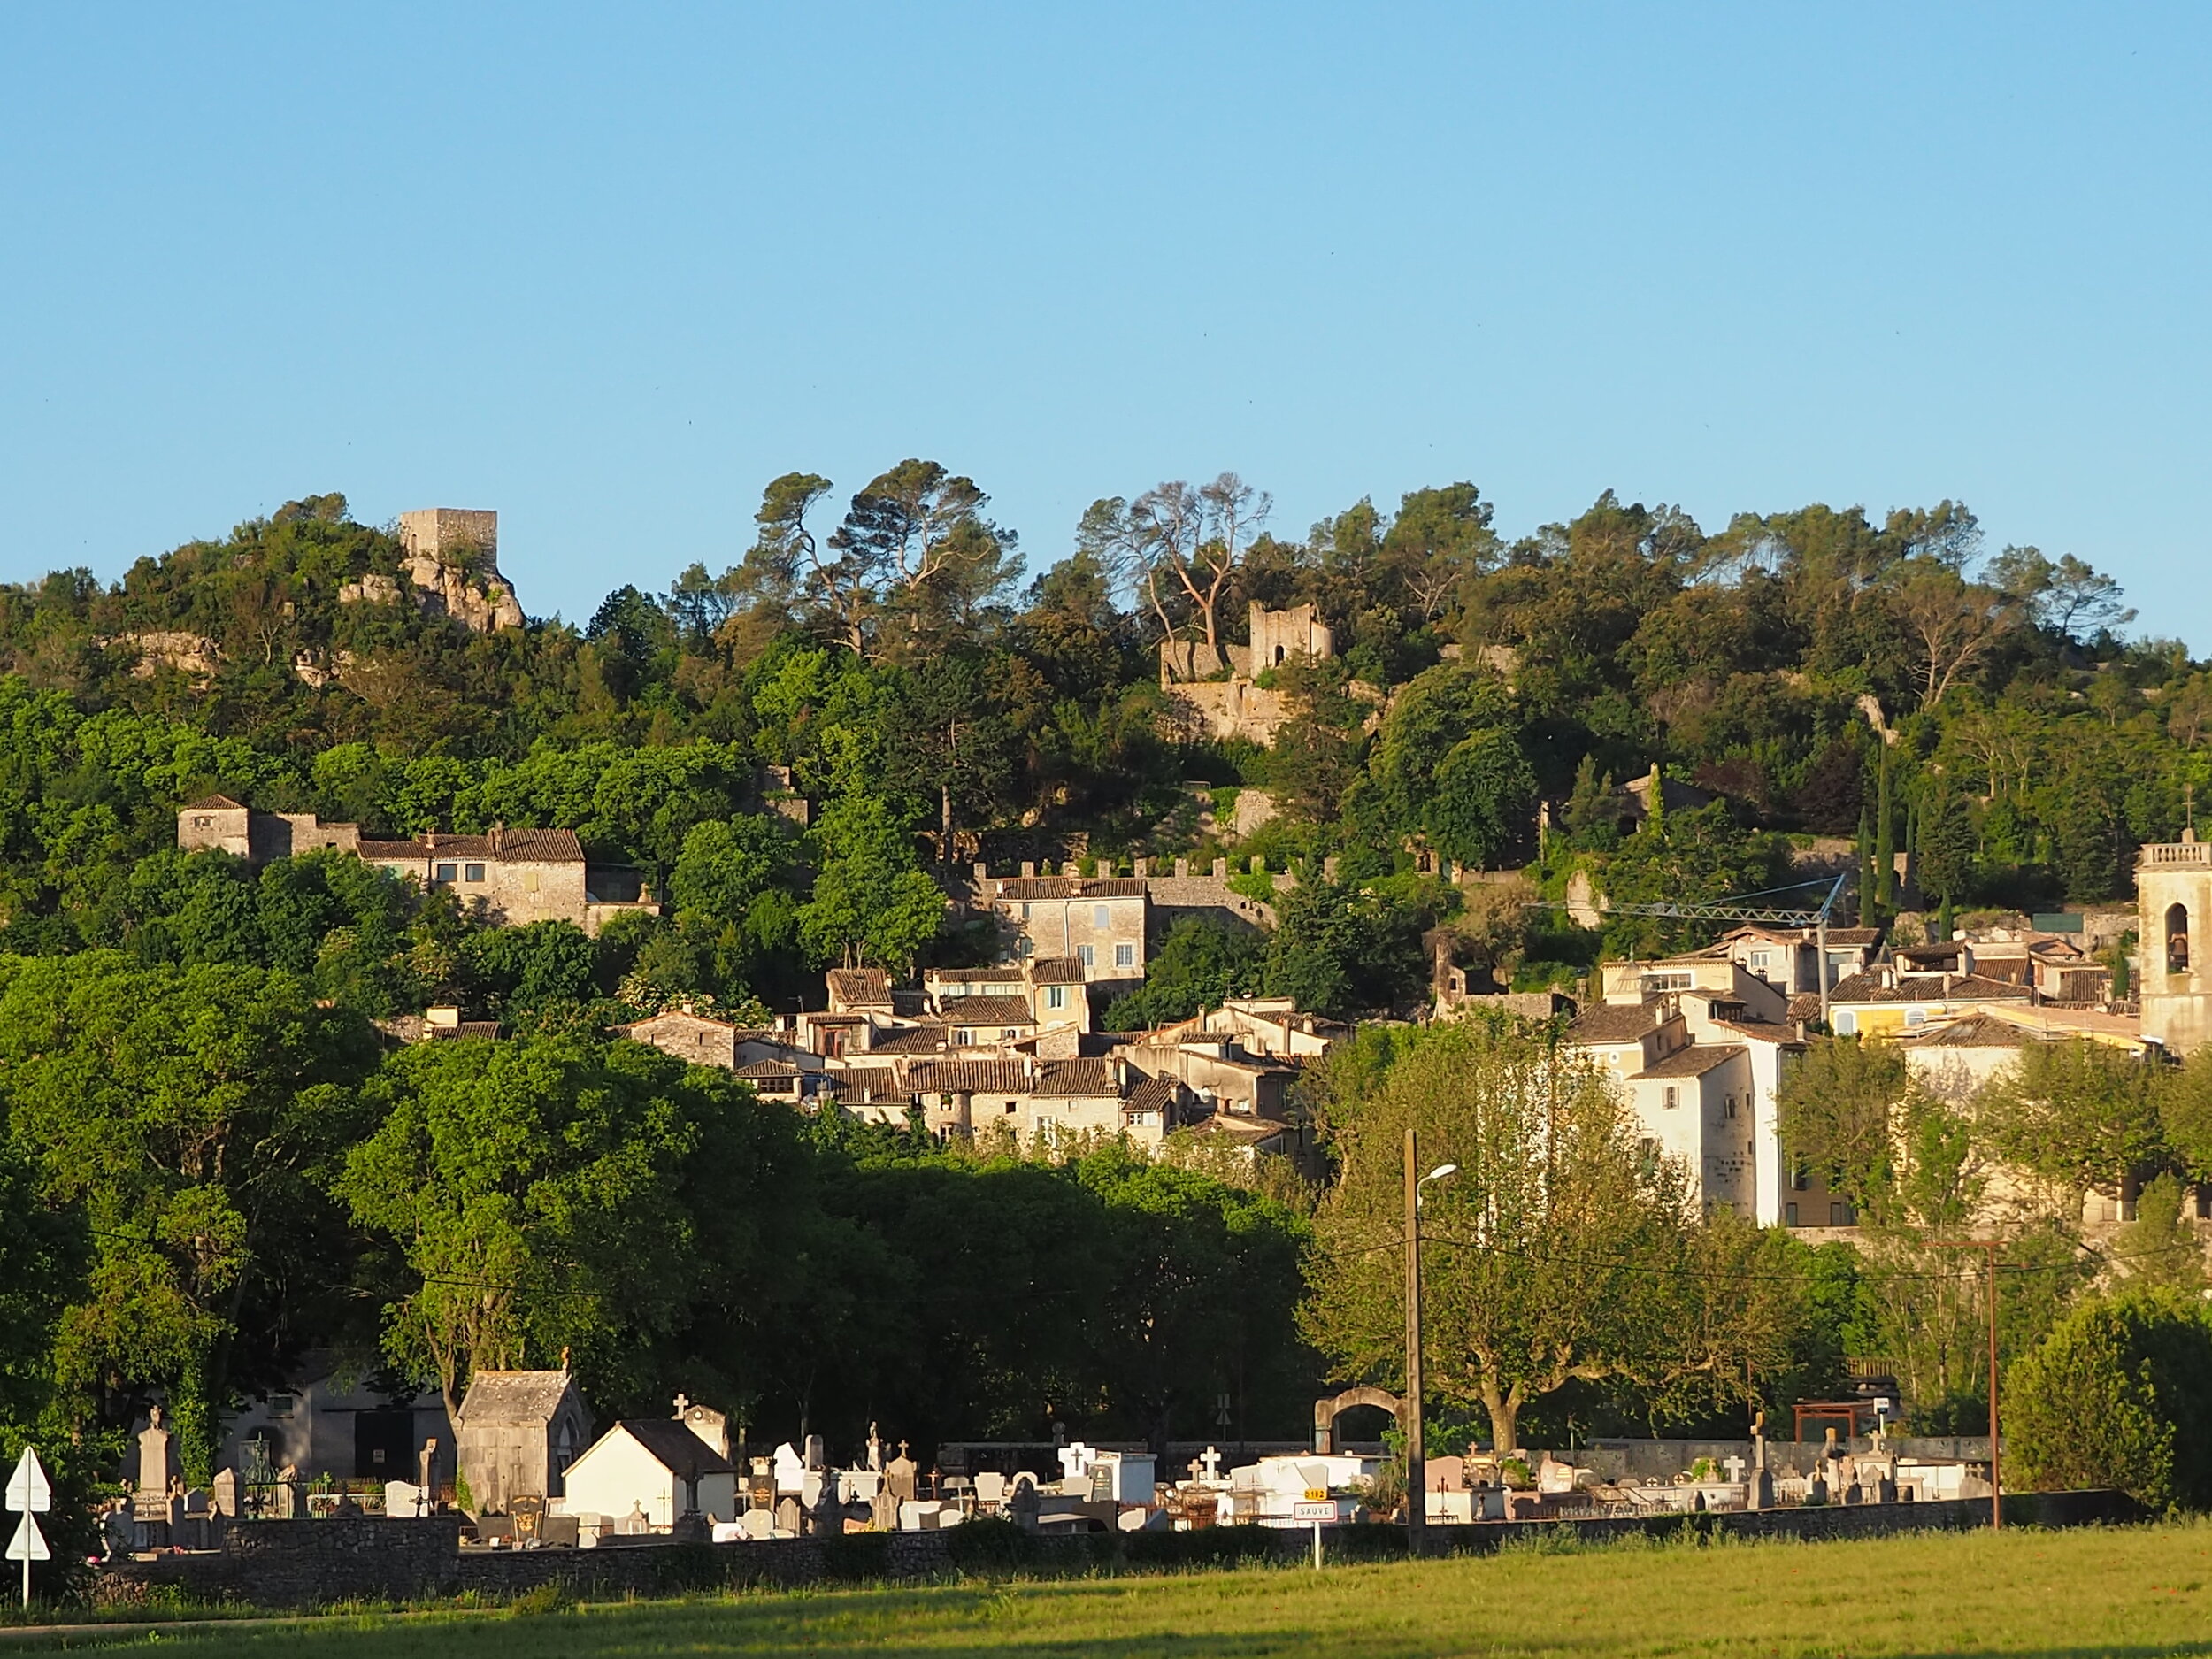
[43,1520,2212,1657]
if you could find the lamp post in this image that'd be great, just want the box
[1403,1128,1458,1557]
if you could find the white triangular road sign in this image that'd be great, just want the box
[4,1448,49,1513]
[4,1514,48,1562]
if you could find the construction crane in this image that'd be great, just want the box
[1525,872,1852,1026]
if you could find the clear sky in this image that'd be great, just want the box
[4,4,2208,644]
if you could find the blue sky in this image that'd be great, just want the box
[4,4,2208,643]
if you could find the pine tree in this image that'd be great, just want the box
[1855,811,1878,927]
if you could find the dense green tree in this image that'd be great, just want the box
[1102,918,1267,1031]
[2008,1289,2212,1513]
[0,955,378,1478]
[339,1036,789,1420]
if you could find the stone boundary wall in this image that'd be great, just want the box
[88,1490,2136,1613]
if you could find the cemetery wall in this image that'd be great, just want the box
[1571,1437,1991,1483]
[86,1490,2137,1612]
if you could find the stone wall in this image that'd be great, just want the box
[88,1491,2137,1612]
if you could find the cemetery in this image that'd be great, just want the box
[78,1363,2134,1614]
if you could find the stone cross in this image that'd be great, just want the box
[673,1393,691,1417]
[1722,1455,1747,1484]
[1200,1447,1223,1481]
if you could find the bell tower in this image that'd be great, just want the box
[2139,833,2212,1054]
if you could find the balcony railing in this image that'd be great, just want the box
[2142,842,2212,867]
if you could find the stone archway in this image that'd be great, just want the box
[1313,1386,1404,1455]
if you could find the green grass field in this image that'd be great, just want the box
[35,1521,2212,1657]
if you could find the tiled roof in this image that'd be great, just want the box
[357,827,586,864]
[1787,993,1824,1024]
[1904,1012,2030,1049]
[426,1021,503,1041]
[1126,1074,1180,1115]
[358,838,434,860]
[926,967,1024,985]
[826,968,893,1006]
[1712,1018,1803,1046]
[1824,927,1885,946]
[181,794,245,811]
[907,1061,1034,1095]
[735,1060,801,1079]
[994,877,1149,901]
[1631,1043,1747,1079]
[613,1418,733,1480]
[1828,972,2030,1004]
[939,995,1035,1025]
[826,1066,903,1102]
[1035,1057,1116,1096]
[1564,1002,1663,1044]
[1030,957,1088,984]
[868,1025,949,1055]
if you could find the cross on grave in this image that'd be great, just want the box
[1722,1455,1747,1484]
[672,1393,691,1417]
[1200,1447,1223,1482]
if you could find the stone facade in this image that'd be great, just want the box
[2140,836,2212,1055]
[178,800,658,936]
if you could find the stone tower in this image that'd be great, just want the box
[2139,834,2212,1055]
[395,508,523,632]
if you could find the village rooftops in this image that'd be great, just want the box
[1709,1018,1806,1046]
[1029,956,1088,984]
[1629,1043,1747,1080]
[823,1066,902,1102]
[1827,971,2030,1003]
[1034,1057,1117,1095]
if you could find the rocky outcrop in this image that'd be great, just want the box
[401,551,525,633]
[117,632,220,683]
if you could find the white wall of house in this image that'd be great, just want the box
[562,1430,737,1529]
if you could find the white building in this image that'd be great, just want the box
[561,1417,738,1532]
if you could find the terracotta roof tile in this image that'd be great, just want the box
[868,1025,949,1056]
[939,995,1035,1025]
[906,1061,1033,1094]
[1630,1043,1747,1079]
[1564,1003,1663,1043]
[994,877,1149,901]
[1036,1057,1116,1095]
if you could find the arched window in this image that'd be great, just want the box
[1273,644,1286,664]
[2169,902,2192,974]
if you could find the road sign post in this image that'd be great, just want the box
[5,1448,51,1609]
[1292,1499,1334,1569]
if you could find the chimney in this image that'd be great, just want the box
[1021,860,1036,878]
[973,861,987,882]
[426,1005,462,1029]
[1133,856,1149,877]
[1212,858,1228,878]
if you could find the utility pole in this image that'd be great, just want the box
[1403,1125,1425,1559]
[1932,1238,2001,1530]
[1402,1136,1458,1559]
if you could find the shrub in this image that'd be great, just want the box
[2007,1289,2212,1514]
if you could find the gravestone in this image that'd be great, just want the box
[741,1507,774,1540]
[775,1495,803,1536]
[210,1468,238,1519]
[974,1471,1006,1507]
[418,1437,439,1495]
[803,1433,825,1470]
[869,1488,900,1532]
[772,1441,806,1493]
[385,1479,426,1517]
[1006,1476,1041,1532]
[134,1405,179,1519]
[886,1445,918,1503]
[866,1423,884,1472]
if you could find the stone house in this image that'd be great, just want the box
[1824,967,2032,1039]
[1597,955,1788,1023]
[178,799,658,936]
[1712,924,1886,996]
[615,1009,810,1074]
[453,1369,594,1514]
[982,875,1148,982]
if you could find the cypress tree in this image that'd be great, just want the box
[1873,741,1895,910]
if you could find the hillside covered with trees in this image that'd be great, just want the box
[0,467,2193,1501]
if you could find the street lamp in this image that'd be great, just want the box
[1405,1130,1458,1557]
